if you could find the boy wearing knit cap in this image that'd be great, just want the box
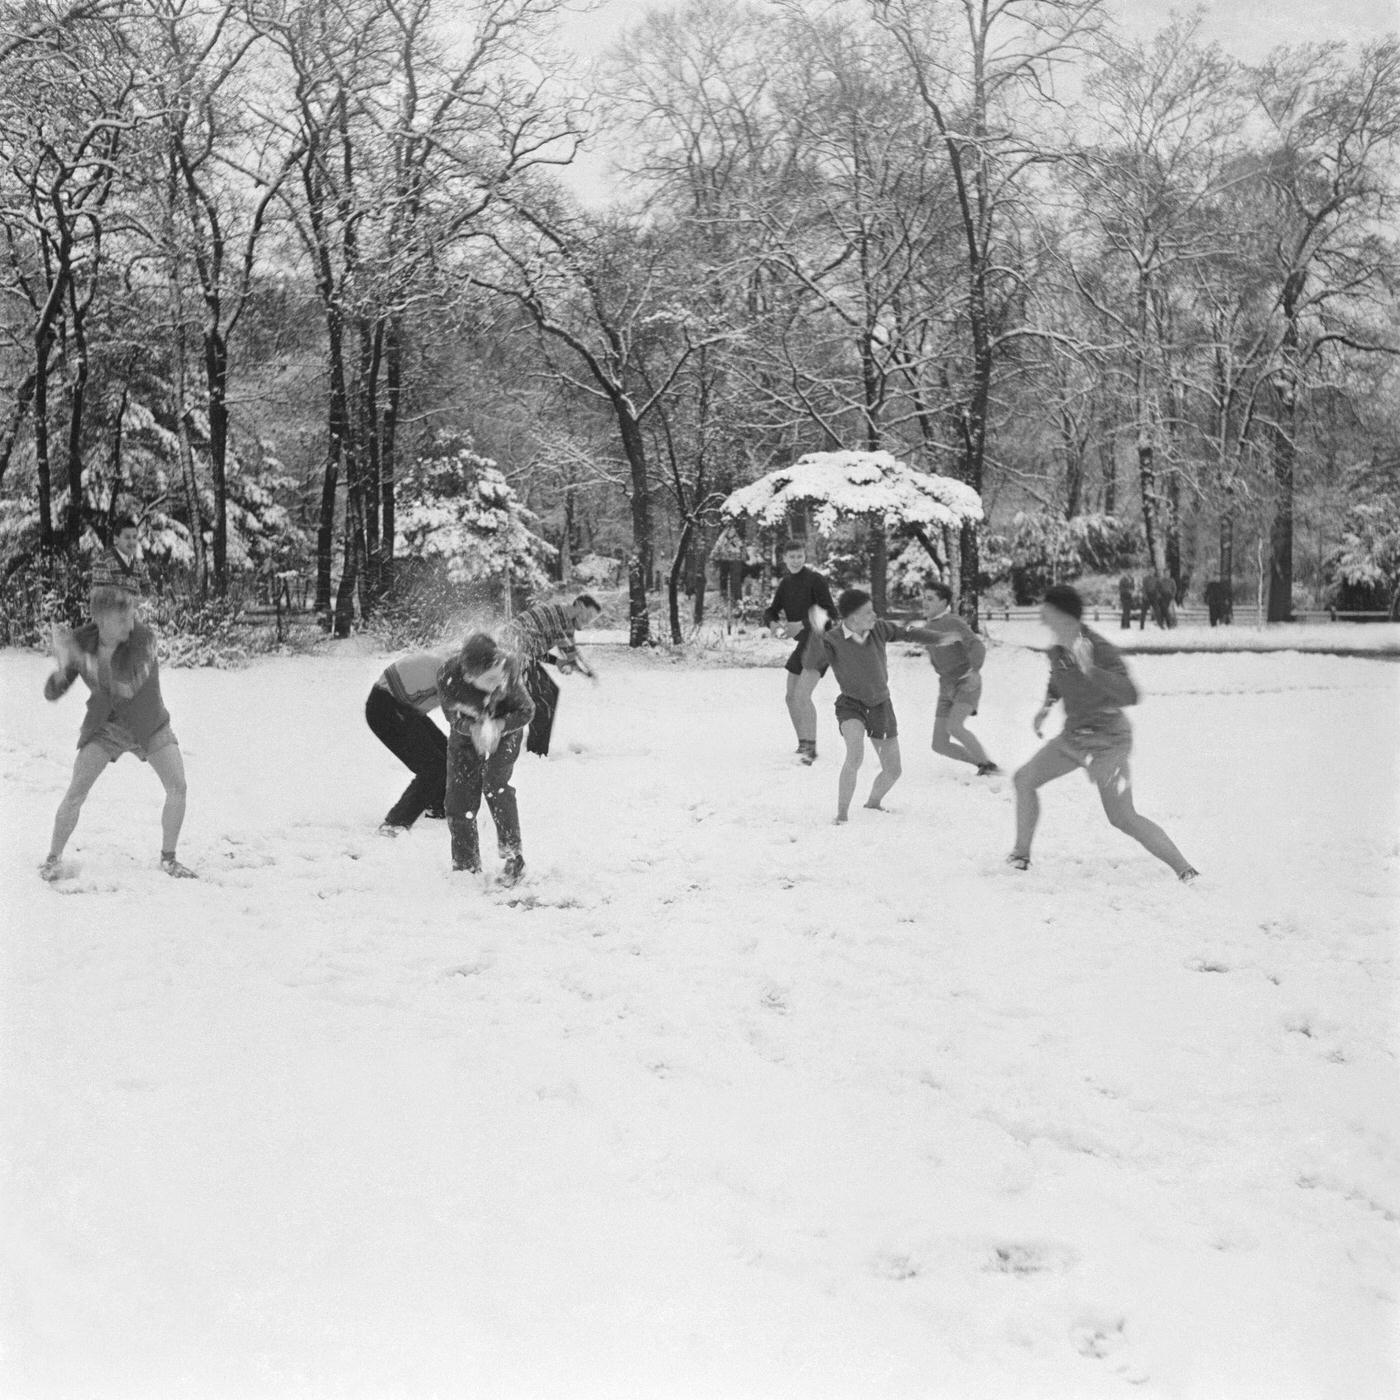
[1008,584,1197,882]
[40,579,194,881]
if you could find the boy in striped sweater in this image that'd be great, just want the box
[40,576,193,880]
[503,595,601,757]
[366,645,456,833]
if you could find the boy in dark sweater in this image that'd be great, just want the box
[763,540,836,764]
[1008,584,1197,881]
[436,632,536,884]
[40,578,193,880]
[916,581,998,776]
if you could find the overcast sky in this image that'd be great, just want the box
[553,0,1399,201]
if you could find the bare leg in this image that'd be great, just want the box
[785,667,822,745]
[1093,761,1194,876]
[835,718,865,821]
[931,704,989,768]
[147,743,188,854]
[864,736,903,809]
[1011,739,1082,859]
[47,743,110,860]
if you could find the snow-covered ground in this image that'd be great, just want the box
[1,638,1396,1400]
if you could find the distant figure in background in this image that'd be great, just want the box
[1007,584,1197,883]
[1204,579,1232,627]
[1118,574,1136,630]
[763,540,837,765]
[1142,572,1173,629]
[504,595,601,757]
[710,526,745,607]
[366,645,455,834]
[97,513,149,598]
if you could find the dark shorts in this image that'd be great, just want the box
[935,672,981,719]
[1057,722,1132,786]
[785,637,827,677]
[834,695,898,740]
[90,721,178,764]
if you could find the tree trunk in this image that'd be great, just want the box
[1267,417,1296,622]
[204,329,230,595]
[869,527,887,613]
[668,516,695,644]
[317,307,350,626]
[34,328,55,555]
[617,403,652,647]
[63,300,89,551]
[380,319,401,599]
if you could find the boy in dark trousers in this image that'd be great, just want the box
[1008,584,1197,882]
[40,567,193,880]
[436,633,535,884]
[366,645,456,833]
[504,595,601,757]
[917,581,998,776]
[763,540,836,764]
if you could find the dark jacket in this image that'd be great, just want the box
[1044,626,1138,735]
[436,653,535,737]
[763,567,836,646]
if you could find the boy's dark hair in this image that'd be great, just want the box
[574,594,602,613]
[459,632,501,674]
[924,580,953,604]
[837,587,872,619]
[1043,584,1084,619]
[111,513,138,534]
[782,539,806,553]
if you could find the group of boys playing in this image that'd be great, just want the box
[764,540,1197,881]
[40,523,1195,888]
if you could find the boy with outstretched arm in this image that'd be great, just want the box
[366,645,457,834]
[503,595,602,758]
[763,540,836,764]
[40,568,193,881]
[436,633,535,885]
[916,581,999,776]
[1007,584,1198,882]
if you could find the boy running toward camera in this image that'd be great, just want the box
[40,567,193,881]
[763,540,836,764]
[436,633,535,885]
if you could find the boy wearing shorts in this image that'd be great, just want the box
[1008,584,1197,881]
[917,581,998,776]
[40,569,193,880]
[763,540,836,764]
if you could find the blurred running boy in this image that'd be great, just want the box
[1008,584,1197,881]
[40,566,193,880]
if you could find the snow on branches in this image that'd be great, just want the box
[719,451,982,535]
[397,436,555,591]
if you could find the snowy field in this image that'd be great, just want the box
[1,637,1397,1400]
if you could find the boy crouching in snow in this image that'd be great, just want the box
[41,573,194,881]
[436,633,535,885]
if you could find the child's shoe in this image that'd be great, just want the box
[976,762,1001,777]
[500,850,525,887]
[1178,867,1201,885]
[1005,853,1030,871]
[378,822,405,838]
[161,854,197,879]
[38,855,62,883]
[798,740,817,765]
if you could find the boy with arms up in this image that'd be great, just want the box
[40,565,193,880]
[436,633,535,885]
[1008,584,1197,882]
[916,581,999,777]
[763,540,836,764]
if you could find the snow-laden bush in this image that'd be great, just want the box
[397,434,554,594]
[571,553,623,588]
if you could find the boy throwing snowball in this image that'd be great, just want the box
[1008,584,1197,882]
[40,564,193,880]
[436,633,535,884]
[917,581,999,777]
